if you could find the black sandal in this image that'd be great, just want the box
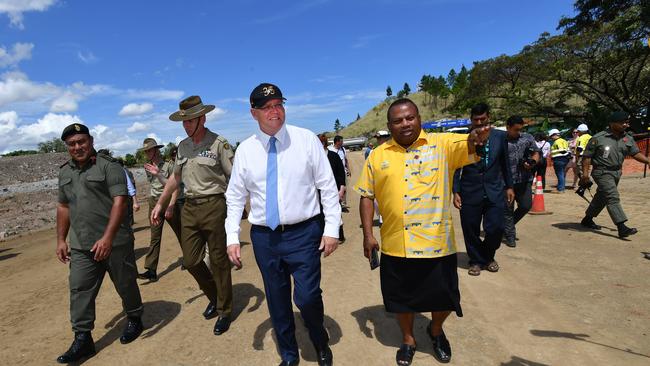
[396,343,416,366]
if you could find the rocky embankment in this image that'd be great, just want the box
[0,153,148,241]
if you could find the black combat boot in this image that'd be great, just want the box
[56,331,95,363]
[580,216,601,230]
[120,317,143,344]
[617,222,638,238]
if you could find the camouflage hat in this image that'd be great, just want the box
[138,138,164,151]
[169,95,215,122]
[609,111,630,123]
[61,123,90,141]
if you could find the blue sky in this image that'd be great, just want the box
[0,0,576,155]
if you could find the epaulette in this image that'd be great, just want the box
[59,161,70,169]
[216,135,232,151]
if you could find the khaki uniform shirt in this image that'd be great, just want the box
[174,129,234,198]
[58,153,133,250]
[583,130,639,170]
[147,160,173,198]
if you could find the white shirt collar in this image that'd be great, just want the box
[256,123,289,149]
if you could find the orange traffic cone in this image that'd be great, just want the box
[529,175,552,215]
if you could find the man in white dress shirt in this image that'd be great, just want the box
[225,83,340,366]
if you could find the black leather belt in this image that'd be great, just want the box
[185,194,223,204]
[252,215,322,232]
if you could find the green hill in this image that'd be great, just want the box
[337,92,461,138]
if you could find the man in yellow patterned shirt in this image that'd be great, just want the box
[355,98,488,365]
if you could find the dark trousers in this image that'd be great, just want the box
[460,198,504,266]
[181,195,232,317]
[585,169,627,224]
[69,244,143,332]
[553,156,569,191]
[503,182,533,243]
[250,217,328,363]
[533,159,547,189]
[144,196,183,271]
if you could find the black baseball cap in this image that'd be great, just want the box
[61,123,90,141]
[250,83,286,109]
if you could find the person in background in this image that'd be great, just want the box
[579,111,650,238]
[533,132,550,189]
[575,123,592,181]
[503,116,540,248]
[364,142,374,160]
[565,129,580,189]
[328,135,350,212]
[549,129,570,193]
[319,134,347,243]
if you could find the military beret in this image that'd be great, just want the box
[609,111,630,123]
[61,123,90,141]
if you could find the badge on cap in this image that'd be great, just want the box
[262,86,275,96]
[74,124,80,131]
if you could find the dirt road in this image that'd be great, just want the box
[0,151,649,365]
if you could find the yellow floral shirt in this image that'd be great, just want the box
[354,131,476,258]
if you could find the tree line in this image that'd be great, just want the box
[417,0,649,133]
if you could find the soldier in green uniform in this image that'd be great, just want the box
[137,138,183,281]
[55,124,144,364]
[151,95,234,335]
[579,111,650,238]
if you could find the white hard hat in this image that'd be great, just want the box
[548,129,560,136]
[375,130,390,137]
[576,124,588,132]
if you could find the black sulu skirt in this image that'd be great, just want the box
[380,253,462,316]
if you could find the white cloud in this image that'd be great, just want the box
[50,91,80,112]
[0,0,57,29]
[0,110,17,136]
[174,135,183,144]
[0,42,33,68]
[123,89,183,101]
[205,106,226,122]
[119,102,153,117]
[126,121,148,133]
[77,50,98,64]
[0,70,60,108]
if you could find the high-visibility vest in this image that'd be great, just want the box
[576,134,592,155]
[551,138,570,158]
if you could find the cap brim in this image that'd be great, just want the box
[252,97,286,109]
[138,144,164,151]
[169,105,216,122]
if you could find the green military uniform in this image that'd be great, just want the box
[583,129,639,224]
[58,152,143,332]
[175,128,234,317]
[143,159,183,272]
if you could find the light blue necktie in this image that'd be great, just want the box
[266,136,280,230]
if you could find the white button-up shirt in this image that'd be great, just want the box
[225,123,342,246]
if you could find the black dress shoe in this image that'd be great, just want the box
[138,269,158,282]
[618,224,638,238]
[427,322,451,363]
[213,316,231,335]
[120,317,143,344]
[203,302,217,320]
[278,360,300,366]
[314,344,333,366]
[56,332,96,363]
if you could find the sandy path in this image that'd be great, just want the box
[0,151,649,365]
